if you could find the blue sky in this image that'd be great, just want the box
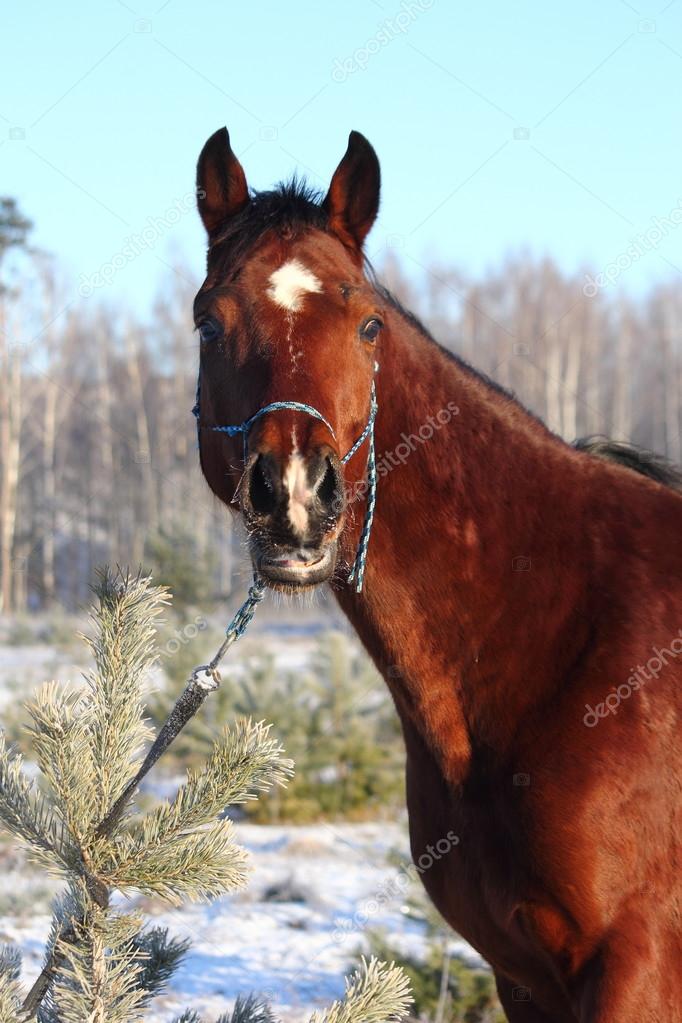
[3,0,682,313]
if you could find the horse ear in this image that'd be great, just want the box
[196,127,249,238]
[323,131,380,253]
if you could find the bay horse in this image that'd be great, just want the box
[192,127,682,1022]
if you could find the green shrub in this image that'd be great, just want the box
[144,527,214,611]
[150,631,405,822]
[365,932,504,1023]
[5,620,35,646]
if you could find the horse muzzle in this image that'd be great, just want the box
[256,542,338,588]
[242,448,345,590]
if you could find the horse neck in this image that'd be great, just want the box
[336,303,591,784]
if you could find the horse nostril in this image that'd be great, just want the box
[316,457,344,517]
[249,454,278,515]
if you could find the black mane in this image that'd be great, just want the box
[574,436,682,492]
[210,177,329,267]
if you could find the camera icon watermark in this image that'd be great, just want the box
[512,986,532,1001]
[638,19,656,33]
[513,773,531,787]
[9,127,25,141]
[512,556,532,572]
[513,126,530,141]
[134,18,152,32]
[259,125,278,142]
[133,448,151,464]
[513,342,530,356]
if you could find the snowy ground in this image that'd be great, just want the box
[0,620,483,1021]
[0,820,483,1022]
[144,821,482,1022]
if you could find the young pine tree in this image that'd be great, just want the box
[0,568,410,1023]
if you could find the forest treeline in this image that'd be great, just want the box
[1,199,680,611]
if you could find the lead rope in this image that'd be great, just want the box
[96,574,268,840]
[205,574,267,673]
[344,379,378,592]
[21,567,270,1018]
[108,373,379,836]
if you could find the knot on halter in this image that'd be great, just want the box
[193,366,379,593]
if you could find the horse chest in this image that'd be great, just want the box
[405,756,514,952]
[403,738,578,986]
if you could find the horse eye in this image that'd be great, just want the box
[360,317,383,343]
[198,320,220,343]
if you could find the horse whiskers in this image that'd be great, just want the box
[230,466,248,506]
[268,582,323,610]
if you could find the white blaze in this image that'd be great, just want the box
[284,453,311,535]
[267,259,322,312]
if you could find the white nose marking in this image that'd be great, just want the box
[267,258,322,312]
[284,453,311,535]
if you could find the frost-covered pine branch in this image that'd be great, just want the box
[0,945,23,1023]
[310,959,412,1023]
[0,567,410,1023]
[167,960,411,1023]
[0,734,72,872]
[103,719,291,904]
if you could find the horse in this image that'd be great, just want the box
[192,127,682,1022]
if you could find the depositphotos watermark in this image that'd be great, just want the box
[345,400,459,506]
[332,829,459,942]
[158,615,208,660]
[332,0,435,82]
[583,629,682,727]
[582,199,682,297]
[78,189,204,297]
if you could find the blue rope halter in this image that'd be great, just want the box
[192,365,378,593]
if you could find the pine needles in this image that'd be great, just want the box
[0,946,22,1023]
[311,959,412,1023]
[0,567,411,1022]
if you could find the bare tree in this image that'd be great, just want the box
[3,225,682,613]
